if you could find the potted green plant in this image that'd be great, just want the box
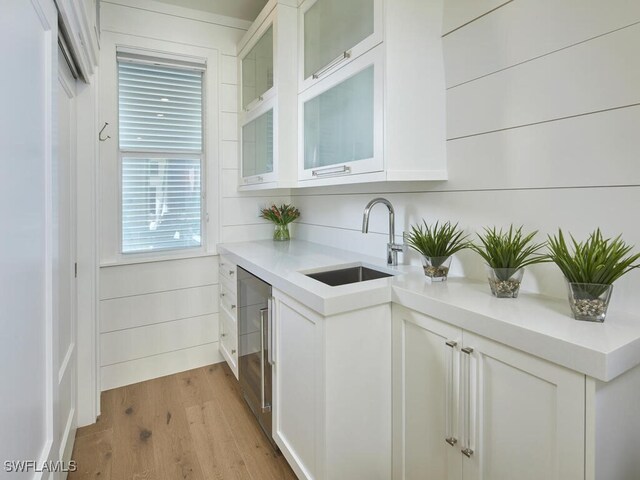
[547,229,640,322]
[259,204,300,241]
[405,221,469,281]
[470,225,548,298]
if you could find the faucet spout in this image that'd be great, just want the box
[361,198,403,266]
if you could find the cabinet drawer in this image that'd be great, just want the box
[219,282,238,321]
[218,256,237,285]
[220,309,238,375]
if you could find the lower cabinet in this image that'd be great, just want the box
[272,288,392,480]
[218,255,239,378]
[392,304,586,480]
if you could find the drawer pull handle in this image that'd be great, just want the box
[231,349,236,354]
[445,340,458,448]
[229,270,235,276]
[231,304,236,310]
[221,333,226,337]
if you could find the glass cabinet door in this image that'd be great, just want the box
[242,26,274,111]
[299,46,383,181]
[242,108,274,181]
[300,0,381,90]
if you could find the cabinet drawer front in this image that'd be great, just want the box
[220,309,238,372]
[218,256,237,284]
[219,282,238,320]
[298,0,383,93]
[298,45,384,182]
[219,272,236,297]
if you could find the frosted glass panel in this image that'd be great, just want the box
[242,26,274,110]
[304,66,374,169]
[304,0,374,78]
[242,109,274,177]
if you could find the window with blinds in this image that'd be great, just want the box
[118,56,205,253]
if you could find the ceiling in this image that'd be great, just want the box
[152,0,269,21]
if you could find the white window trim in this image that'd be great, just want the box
[99,34,221,266]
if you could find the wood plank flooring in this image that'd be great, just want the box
[70,363,297,480]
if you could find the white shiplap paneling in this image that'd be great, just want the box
[100,314,218,365]
[100,256,218,300]
[447,22,640,139]
[100,342,223,390]
[444,0,640,87]
[100,284,218,333]
[442,0,511,35]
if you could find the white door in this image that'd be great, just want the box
[56,45,79,471]
[392,305,463,480]
[0,0,61,472]
[461,331,586,480]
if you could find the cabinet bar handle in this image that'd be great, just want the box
[244,175,264,185]
[312,50,351,79]
[311,165,351,177]
[461,347,474,458]
[243,95,264,112]
[267,297,274,366]
[445,340,458,447]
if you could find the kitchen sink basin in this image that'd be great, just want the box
[305,266,394,287]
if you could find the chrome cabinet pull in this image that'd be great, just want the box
[259,307,271,413]
[445,340,458,447]
[311,165,351,177]
[267,297,275,366]
[243,95,264,112]
[461,347,474,458]
[229,269,235,276]
[244,175,264,185]
[312,50,351,79]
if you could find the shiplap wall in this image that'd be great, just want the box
[98,0,288,390]
[291,0,640,315]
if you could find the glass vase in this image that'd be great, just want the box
[567,282,613,322]
[273,223,290,241]
[487,267,524,298]
[421,255,452,282]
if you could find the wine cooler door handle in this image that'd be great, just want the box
[259,307,271,413]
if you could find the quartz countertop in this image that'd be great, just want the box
[218,240,640,382]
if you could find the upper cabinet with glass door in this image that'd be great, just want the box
[237,1,298,190]
[299,0,382,92]
[241,25,274,112]
[297,0,448,186]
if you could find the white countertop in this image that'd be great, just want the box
[218,240,640,382]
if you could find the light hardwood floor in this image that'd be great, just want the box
[70,363,297,479]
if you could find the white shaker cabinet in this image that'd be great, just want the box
[393,305,586,480]
[297,0,447,186]
[272,288,392,480]
[237,1,298,190]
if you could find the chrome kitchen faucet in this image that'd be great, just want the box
[362,198,404,266]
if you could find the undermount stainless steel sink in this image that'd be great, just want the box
[305,266,394,287]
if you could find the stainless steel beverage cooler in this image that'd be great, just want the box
[237,266,275,446]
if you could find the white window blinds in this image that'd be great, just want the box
[118,56,205,254]
[118,61,203,151]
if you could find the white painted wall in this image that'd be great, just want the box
[98,0,291,390]
[291,0,640,315]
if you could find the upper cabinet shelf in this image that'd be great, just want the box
[298,0,383,93]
